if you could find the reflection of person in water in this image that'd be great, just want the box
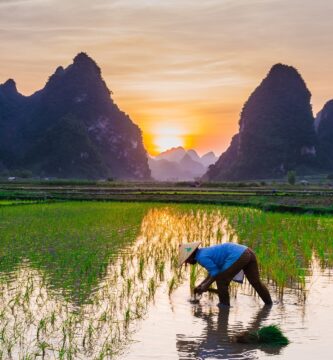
[178,242,272,306]
[176,306,281,359]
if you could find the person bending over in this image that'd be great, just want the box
[178,242,272,306]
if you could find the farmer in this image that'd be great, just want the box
[178,242,272,306]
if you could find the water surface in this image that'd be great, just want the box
[0,202,332,359]
[124,263,333,359]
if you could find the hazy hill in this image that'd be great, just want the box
[206,64,318,181]
[0,52,150,179]
[155,146,187,162]
[147,157,189,181]
[186,149,201,163]
[179,153,205,176]
[201,151,218,168]
[149,147,217,181]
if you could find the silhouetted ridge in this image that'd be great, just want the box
[1,78,17,91]
[316,100,333,169]
[267,63,307,83]
[0,79,22,99]
[73,52,101,72]
[0,53,150,179]
[206,64,318,180]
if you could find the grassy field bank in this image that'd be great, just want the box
[1,181,333,214]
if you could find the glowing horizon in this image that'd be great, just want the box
[153,135,184,154]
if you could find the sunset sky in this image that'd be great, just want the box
[1,0,333,156]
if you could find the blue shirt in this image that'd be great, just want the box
[195,243,248,277]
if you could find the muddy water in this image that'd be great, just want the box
[123,265,333,359]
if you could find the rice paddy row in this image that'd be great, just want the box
[1,185,333,215]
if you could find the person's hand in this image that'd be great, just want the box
[194,284,209,294]
[194,285,203,295]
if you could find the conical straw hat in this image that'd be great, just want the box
[178,242,201,267]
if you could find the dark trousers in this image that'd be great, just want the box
[215,248,272,306]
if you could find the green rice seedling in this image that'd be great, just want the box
[50,311,56,328]
[0,325,6,343]
[63,346,75,360]
[21,355,34,360]
[87,321,94,343]
[156,260,165,281]
[0,309,4,322]
[190,264,198,292]
[120,261,126,278]
[82,333,87,349]
[138,257,145,280]
[37,341,50,359]
[58,348,66,360]
[124,309,131,329]
[127,278,132,298]
[216,228,223,242]
[37,318,48,340]
[148,277,156,299]
[134,295,145,319]
[168,277,176,296]
[97,349,106,360]
[170,254,178,270]
[5,340,13,358]
[99,311,108,323]
[101,341,114,358]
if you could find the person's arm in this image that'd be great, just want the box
[194,275,215,294]
[194,256,219,294]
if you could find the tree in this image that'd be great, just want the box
[287,171,296,185]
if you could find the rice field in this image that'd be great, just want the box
[0,202,333,359]
[0,200,39,206]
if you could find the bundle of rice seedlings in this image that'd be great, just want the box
[233,325,289,346]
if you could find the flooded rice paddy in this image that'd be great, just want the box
[0,202,332,359]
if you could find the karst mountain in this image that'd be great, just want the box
[0,52,150,179]
[205,64,320,181]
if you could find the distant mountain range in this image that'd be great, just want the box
[206,63,333,181]
[0,53,150,179]
[2,56,333,182]
[149,147,218,181]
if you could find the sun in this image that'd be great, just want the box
[154,134,184,153]
[150,124,187,154]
